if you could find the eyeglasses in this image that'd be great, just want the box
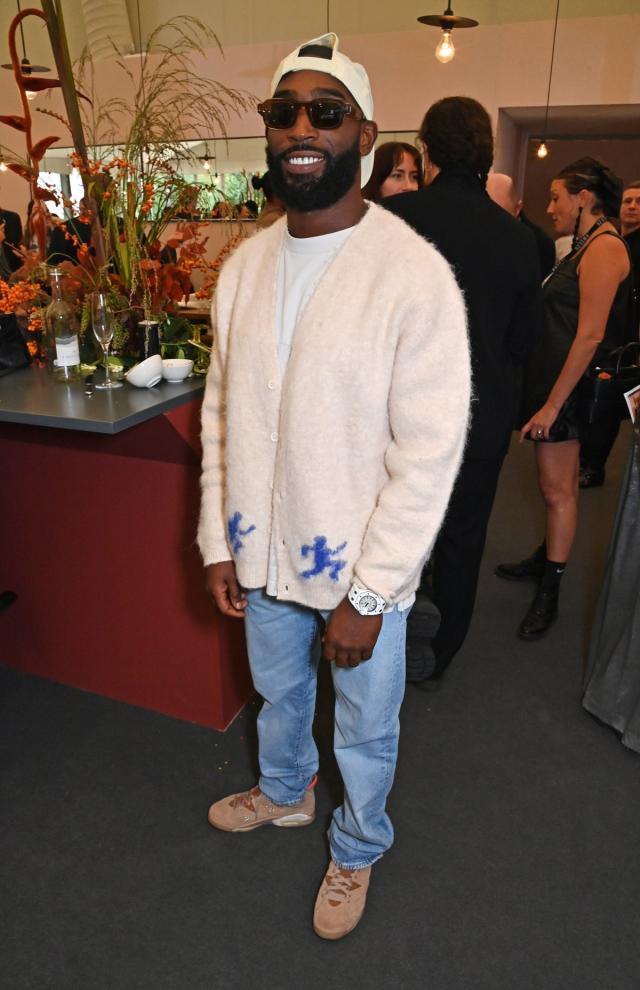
[257,98,364,130]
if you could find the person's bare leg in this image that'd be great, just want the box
[535,439,580,562]
[517,439,579,640]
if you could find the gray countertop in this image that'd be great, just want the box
[0,365,206,435]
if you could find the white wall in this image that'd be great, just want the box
[1,8,639,222]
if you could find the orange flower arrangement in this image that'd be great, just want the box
[0,278,44,356]
[0,7,252,367]
[0,279,41,314]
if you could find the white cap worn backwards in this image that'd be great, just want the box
[269,33,375,188]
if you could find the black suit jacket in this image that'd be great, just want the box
[0,207,23,273]
[382,169,543,459]
[520,212,555,281]
[624,227,640,340]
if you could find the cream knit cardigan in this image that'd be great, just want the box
[198,203,471,610]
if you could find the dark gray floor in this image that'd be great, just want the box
[2,425,639,990]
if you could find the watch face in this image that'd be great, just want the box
[360,594,378,614]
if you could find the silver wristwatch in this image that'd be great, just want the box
[348,583,386,616]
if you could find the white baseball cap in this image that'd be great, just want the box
[269,33,375,188]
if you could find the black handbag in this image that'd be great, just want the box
[0,312,31,378]
[580,342,640,424]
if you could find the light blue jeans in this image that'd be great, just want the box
[243,589,408,869]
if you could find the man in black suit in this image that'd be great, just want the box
[620,180,640,336]
[383,97,542,685]
[0,202,23,273]
[486,172,555,279]
[620,181,640,269]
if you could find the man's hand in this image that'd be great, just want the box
[205,560,248,619]
[322,597,383,668]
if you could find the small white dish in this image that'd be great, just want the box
[125,354,163,388]
[162,358,193,382]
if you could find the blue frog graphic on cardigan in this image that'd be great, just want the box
[228,512,256,554]
[300,536,348,582]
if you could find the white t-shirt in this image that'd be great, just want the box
[266,223,413,612]
[274,225,354,372]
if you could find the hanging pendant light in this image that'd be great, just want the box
[1,0,51,100]
[435,31,456,63]
[417,5,478,64]
[198,145,215,173]
[536,0,561,159]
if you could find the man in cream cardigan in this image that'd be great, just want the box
[198,34,471,940]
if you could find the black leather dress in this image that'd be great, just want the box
[522,231,632,442]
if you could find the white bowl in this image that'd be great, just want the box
[125,354,163,388]
[162,358,193,382]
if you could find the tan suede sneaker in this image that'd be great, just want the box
[313,860,372,940]
[208,778,316,832]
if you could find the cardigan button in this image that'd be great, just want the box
[270,432,279,442]
[267,380,278,390]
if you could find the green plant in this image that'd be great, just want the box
[1,6,251,351]
[75,16,254,175]
[69,14,255,318]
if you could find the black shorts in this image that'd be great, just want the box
[525,388,582,444]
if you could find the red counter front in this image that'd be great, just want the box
[0,396,253,730]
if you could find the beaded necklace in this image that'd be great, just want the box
[543,215,608,286]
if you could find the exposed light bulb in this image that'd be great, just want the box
[537,142,549,159]
[0,160,7,172]
[203,158,210,171]
[26,90,36,101]
[435,30,455,63]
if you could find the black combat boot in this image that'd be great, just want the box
[495,542,546,582]
[517,559,565,640]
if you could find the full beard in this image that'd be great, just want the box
[266,138,362,212]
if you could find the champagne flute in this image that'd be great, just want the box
[91,291,123,390]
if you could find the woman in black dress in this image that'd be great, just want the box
[496,158,631,639]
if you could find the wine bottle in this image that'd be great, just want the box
[45,268,81,383]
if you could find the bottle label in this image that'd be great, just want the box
[55,337,80,367]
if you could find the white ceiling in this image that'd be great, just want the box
[2,0,640,69]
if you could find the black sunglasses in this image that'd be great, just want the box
[257,98,364,130]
